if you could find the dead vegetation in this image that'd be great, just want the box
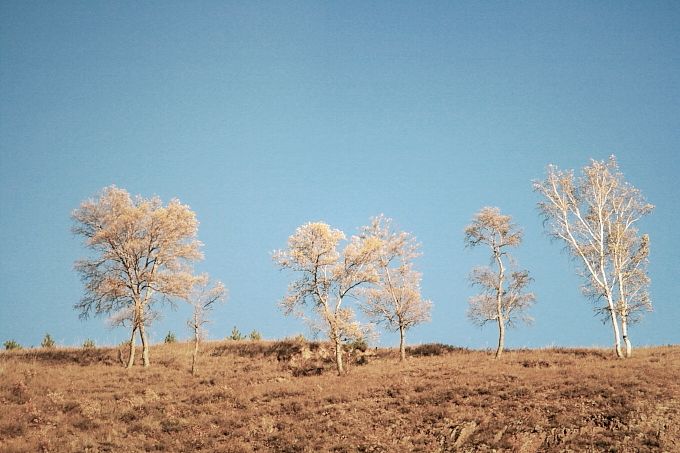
[1,341,678,452]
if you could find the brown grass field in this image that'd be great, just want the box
[1,340,678,452]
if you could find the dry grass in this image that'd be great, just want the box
[1,340,678,452]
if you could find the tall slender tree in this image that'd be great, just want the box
[359,215,431,361]
[534,156,653,358]
[611,229,651,357]
[464,207,535,359]
[72,186,202,367]
[186,274,226,375]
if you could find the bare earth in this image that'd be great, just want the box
[1,341,678,452]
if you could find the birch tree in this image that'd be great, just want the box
[534,156,653,358]
[612,231,651,357]
[273,222,379,374]
[72,186,202,368]
[186,274,226,375]
[360,215,431,361]
[464,207,535,359]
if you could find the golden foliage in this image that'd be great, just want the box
[72,186,203,366]
[273,221,379,373]
[359,215,432,359]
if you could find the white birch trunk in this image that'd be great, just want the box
[399,324,406,362]
[495,314,505,359]
[191,334,199,375]
[605,292,624,358]
[126,326,137,369]
[334,337,344,375]
[139,323,150,367]
[621,315,632,358]
[494,251,505,359]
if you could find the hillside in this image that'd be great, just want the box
[1,341,678,452]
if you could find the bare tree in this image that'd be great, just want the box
[359,215,431,361]
[273,222,379,374]
[186,274,226,375]
[534,156,653,358]
[72,186,202,368]
[464,207,535,359]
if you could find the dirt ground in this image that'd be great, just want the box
[1,340,678,452]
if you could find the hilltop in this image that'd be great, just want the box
[1,341,678,452]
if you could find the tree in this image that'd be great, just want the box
[534,156,653,358]
[359,215,431,361]
[248,330,262,341]
[72,185,202,368]
[612,232,651,357]
[273,221,379,374]
[229,326,244,341]
[41,333,56,349]
[164,331,177,344]
[464,207,535,359]
[186,274,226,375]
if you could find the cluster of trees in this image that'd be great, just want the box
[273,215,432,373]
[227,327,262,341]
[68,156,653,374]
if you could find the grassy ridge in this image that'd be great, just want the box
[1,341,678,452]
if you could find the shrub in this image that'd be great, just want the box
[4,340,22,350]
[229,326,244,341]
[346,337,368,353]
[292,334,306,343]
[406,343,468,357]
[83,339,96,349]
[248,330,262,341]
[41,333,56,349]
[164,331,177,344]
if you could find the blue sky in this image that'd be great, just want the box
[1,1,678,349]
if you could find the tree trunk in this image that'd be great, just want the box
[399,324,406,362]
[605,294,624,358]
[126,326,137,369]
[599,245,624,358]
[334,337,344,375]
[191,333,199,375]
[494,250,505,359]
[139,324,150,367]
[621,315,632,358]
[617,273,632,358]
[495,315,505,359]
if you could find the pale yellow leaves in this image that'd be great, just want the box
[359,215,432,335]
[72,185,203,321]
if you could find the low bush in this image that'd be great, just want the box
[4,339,22,350]
[345,337,368,353]
[406,343,468,357]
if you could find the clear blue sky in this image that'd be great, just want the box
[1,1,678,349]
